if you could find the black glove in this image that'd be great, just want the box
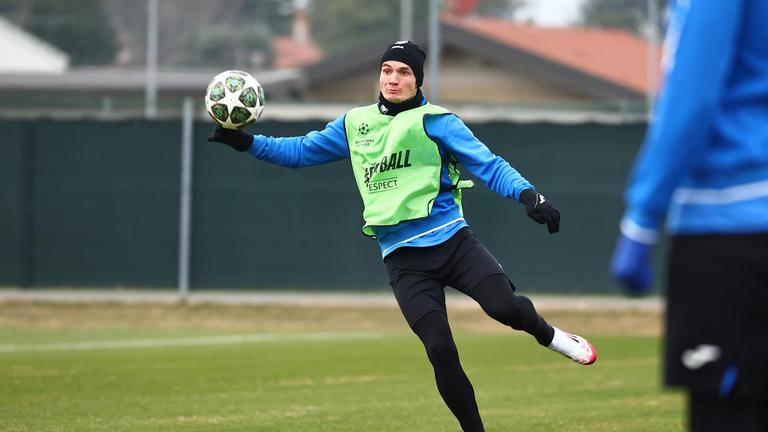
[519,188,560,234]
[207,125,253,152]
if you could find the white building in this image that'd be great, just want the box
[0,16,69,74]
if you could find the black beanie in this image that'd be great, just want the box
[380,40,426,87]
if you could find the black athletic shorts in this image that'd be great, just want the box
[665,232,768,400]
[383,227,511,328]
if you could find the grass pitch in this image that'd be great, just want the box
[0,299,683,432]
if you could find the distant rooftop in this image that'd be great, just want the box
[0,67,300,96]
[444,15,660,95]
[0,16,69,74]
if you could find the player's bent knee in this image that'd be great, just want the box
[425,339,459,365]
[484,300,522,328]
[475,274,528,328]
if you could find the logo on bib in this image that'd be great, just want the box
[363,149,412,191]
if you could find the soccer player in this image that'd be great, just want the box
[610,2,768,431]
[210,40,596,432]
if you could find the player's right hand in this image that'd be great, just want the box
[610,234,654,296]
[207,125,254,152]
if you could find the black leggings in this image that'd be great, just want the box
[411,274,554,432]
[468,274,554,346]
[414,310,484,432]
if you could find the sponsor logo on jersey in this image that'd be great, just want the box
[363,149,413,191]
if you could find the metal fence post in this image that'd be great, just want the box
[428,0,441,103]
[178,97,194,300]
[20,124,36,288]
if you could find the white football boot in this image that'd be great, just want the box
[548,327,597,365]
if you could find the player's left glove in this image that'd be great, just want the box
[609,234,654,296]
[207,125,253,152]
[519,188,560,233]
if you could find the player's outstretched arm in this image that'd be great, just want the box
[425,114,560,234]
[208,114,349,169]
[427,114,533,201]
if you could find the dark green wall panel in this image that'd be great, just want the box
[464,123,646,293]
[0,122,27,285]
[1,118,650,293]
[30,121,180,286]
[189,121,386,289]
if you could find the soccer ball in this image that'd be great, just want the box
[204,70,265,129]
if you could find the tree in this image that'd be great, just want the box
[309,0,524,56]
[580,0,665,37]
[307,0,413,56]
[102,0,293,69]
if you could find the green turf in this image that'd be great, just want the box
[0,330,683,432]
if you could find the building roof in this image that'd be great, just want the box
[0,16,69,74]
[303,16,660,100]
[0,67,300,96]
[443,15,658,95]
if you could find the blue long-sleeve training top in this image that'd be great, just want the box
[248,101,533,258]
[621,0,768,244]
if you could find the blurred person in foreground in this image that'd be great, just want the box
[210,40,596,432]
[610,1,768,431]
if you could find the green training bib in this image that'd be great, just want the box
[345,103,471,237]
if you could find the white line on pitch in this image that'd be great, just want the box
[0,331,389,353]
